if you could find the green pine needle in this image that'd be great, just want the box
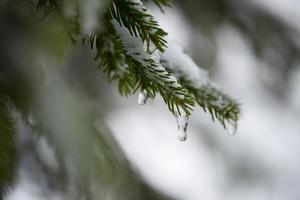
[110,0,168,52]
[0,97,17,195]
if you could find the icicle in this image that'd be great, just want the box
[176,114,189,142]
[138,89,148,105]
[225,119,237,136]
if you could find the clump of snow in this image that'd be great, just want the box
[160,41,209,87]
[112,20,148,64]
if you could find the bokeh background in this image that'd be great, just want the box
[1,0,300,199]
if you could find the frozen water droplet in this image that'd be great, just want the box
[138,90,148,105]
[178,129,187,142]
[176,114,189,142]
[225,119,237,136]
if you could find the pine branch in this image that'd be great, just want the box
[159,42,240,129]
[184,82,240,129]
[162,66,240,129]
[112,17,194,115]
[35,0,240,124]
[126,56,195,115]
[0,97,17,196]
[110,0,168,52]
[88,19,194,115]
[87,20,139,96]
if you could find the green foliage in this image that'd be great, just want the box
[0,0,242,196]
[91,20,138,96]
[110,0,168,52]
[89,19,194,115]
[162,64,240,129]
[0,97,16,194]
[35,0,240,122]
[187,84,240,129]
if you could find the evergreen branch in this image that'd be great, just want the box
[35,0,240,122]
[88,19,194,115]
[89,21,139,97]
[160,43,240,129]
[0,96,17,196]
[126,57,195,115]
[185,83,240,129]
[109,0,168,52]
[111,19,194,115]
[165,69,240,129]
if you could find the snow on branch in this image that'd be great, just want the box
[35,0,240,135]
[161,43,240,130]
[112,21,194,115]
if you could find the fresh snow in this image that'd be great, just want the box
[161,42,209,88]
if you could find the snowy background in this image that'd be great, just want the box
[3,0,300,200]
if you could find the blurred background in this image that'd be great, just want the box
[1,0,300,199]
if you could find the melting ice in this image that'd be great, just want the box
[138,89,148,105]
[225,119,237,136]
[176,114,189,142]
